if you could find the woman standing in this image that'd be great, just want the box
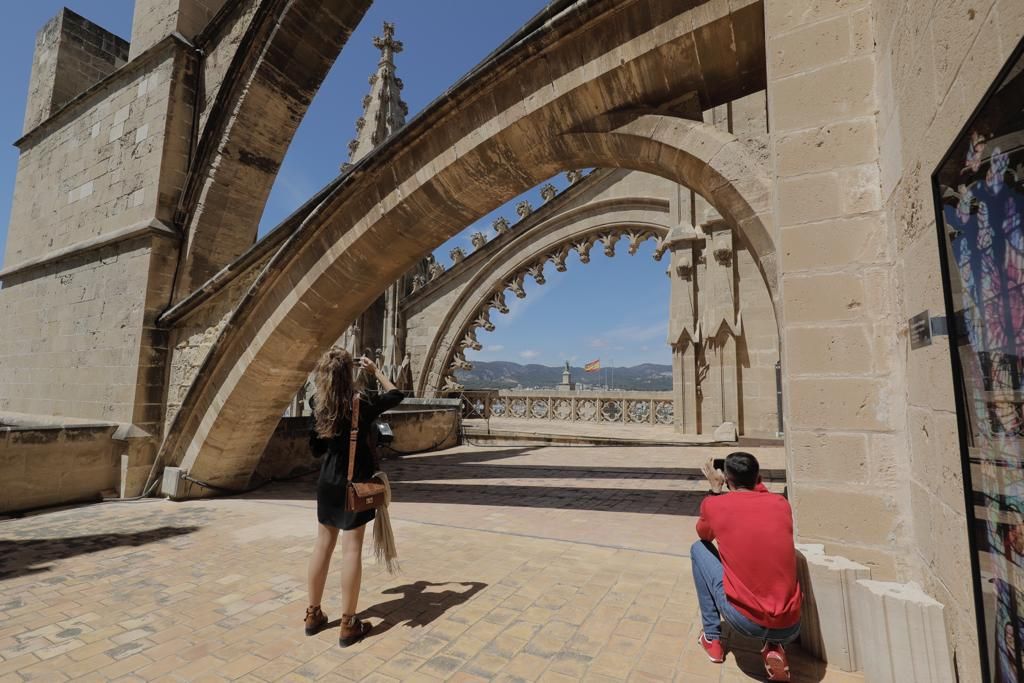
[304,347,404,646]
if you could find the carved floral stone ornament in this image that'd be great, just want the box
[473,307,495,332]
[470,232,488,249]
[488,290,509,314]
[674,251,694,279]
[540,183,557,202]
[492,216,510,234]
[440,376,463,393]
[515,200,532,218]
[449,247,466,264]
[426,255,445,280]
[566,169,583,184]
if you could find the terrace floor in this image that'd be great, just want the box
[0,444,861,682]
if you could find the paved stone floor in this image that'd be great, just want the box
[0,444,862,682]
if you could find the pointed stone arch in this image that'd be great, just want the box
[159,0,773,488]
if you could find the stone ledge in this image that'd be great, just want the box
[0,219,178,281]
[796,544,956,682]
[797,543,869,672]
[851,579,955,683]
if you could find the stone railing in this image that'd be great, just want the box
[457,390,674,425]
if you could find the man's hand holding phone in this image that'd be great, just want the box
[703,457,726,494]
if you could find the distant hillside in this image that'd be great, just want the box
[455,361,672,390]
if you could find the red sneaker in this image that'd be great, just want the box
[761,642,791,681]
[698,632,725,663]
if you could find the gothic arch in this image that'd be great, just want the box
[413,199,677,396]
[159,0,772,488]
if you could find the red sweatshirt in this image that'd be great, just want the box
[695,483,802,629]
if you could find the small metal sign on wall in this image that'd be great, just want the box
[932,34,1024,683]
[909,311,933,349]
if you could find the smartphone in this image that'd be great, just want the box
[713,458,726,471]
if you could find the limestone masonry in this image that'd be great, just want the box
[1,1,1023,681]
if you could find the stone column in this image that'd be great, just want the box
[699,219,740,438]
[665,225,702,433]
[672,341,697,433]
[766,0,905,577]
[129,0,228,60]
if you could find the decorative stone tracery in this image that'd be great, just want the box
[434,224,672,392]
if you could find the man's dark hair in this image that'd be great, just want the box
[724,452,759,489]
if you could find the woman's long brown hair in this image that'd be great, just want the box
[313,346,358,438]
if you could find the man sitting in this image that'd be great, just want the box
[692,452,802,682]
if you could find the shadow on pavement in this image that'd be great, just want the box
[0,526,200,582]
[353,580,487,638]
[723,624,828,682]
[389,482,709,516]
[248,446,784,516]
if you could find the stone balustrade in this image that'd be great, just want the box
[459,389,674,426]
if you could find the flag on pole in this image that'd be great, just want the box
[584,359,601,373]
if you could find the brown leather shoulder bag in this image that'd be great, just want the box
[345,395,388,513]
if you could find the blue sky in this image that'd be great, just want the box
[0,1,671,368]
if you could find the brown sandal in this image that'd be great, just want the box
[339,613,372,647]
[304,605,328,636]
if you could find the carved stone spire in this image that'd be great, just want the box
[344,22,408,167]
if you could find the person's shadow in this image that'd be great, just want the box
[329,580,486,637]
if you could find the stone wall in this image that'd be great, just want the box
[256,404,461,482]
[1,421,121,513]
[0,36,194,440]
[130,0,229,60]
[23,9,130,134]
[873,1,1023,680]
[767,0,907,583]
[163,257,266,432]
[254,416,317,482]
[5,48,188,265]
[767,1,1023,680]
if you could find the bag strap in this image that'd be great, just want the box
[347,393,360,484]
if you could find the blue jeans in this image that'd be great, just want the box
[690,540,800,644]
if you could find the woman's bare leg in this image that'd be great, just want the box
[340,524,367,617]
[307,523,339,608]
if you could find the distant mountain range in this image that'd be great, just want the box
[454,361,672,390]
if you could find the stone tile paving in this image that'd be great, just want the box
[0,444,860,682]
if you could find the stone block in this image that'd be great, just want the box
[837,163,882,214]
[789,430,868,484]
[785,325,872,376]
[712,421,737,441]
[793,486,899,547]
[766,0,870,35]
[770,15,852,80]
[797,551,870,671]
[787,376,890,432]
[851,580,955,683]
[770,57,876,132]
[777,172,842,225]
[775,119,877,177]
[782,273,866,323]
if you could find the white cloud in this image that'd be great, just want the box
[589,338,609,349]
[519,350,540,360]
[488,344,505,353]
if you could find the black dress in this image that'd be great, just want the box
[310,389,404,530]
